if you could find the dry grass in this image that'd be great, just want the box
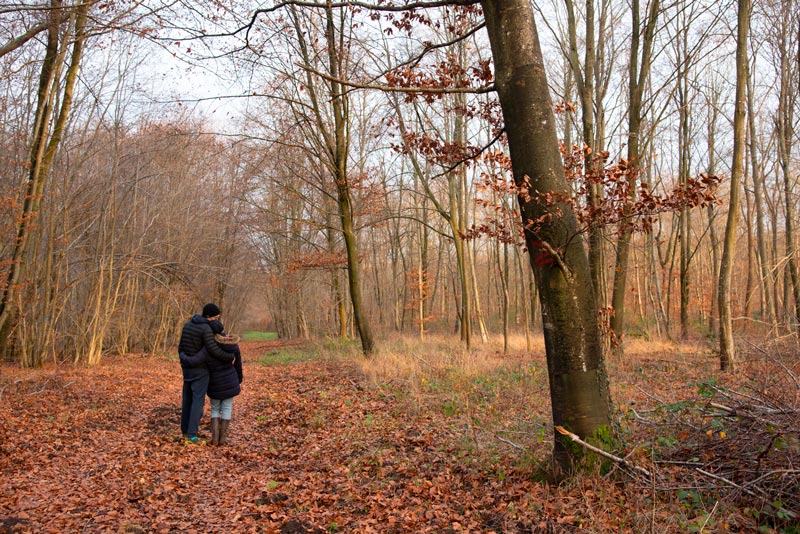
[337,332,799,532]
[357,332,544,383]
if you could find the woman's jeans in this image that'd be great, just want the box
[210,397,234,420]
[181,367,209,437]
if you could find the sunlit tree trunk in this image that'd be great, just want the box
[719,0,751,371]
[746,64,777,331]
[0,2,90,360]
[610,0,660,350]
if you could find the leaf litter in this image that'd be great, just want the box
[0,338,797,533]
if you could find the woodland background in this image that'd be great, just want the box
[0,0,797,368]
[1,1,800,531]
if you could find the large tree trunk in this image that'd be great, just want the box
[719,0,751,371]
[482,0,614,472]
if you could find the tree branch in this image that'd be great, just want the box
[555,425,653,478]
[299,64,494,96]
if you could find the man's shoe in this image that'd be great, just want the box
[183,435,207,446]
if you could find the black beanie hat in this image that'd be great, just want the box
[202,303,221,318]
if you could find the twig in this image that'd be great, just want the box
[694,468,768,499]
[740,469,800,489]
[710,384,784,412]
[29,377,52,395]
[708,401,778,426]
[555,426,652,478]
[742,338,800,390]
[693,468,798,519]
[630,407,658,425]
[495,434,525,450]
[636,385,667,405]
[347,378,363,391]
[697,499,720,533]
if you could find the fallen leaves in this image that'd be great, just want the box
[0,344,549,533]
[1,340,792,532]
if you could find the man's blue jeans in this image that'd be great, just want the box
[181,367,209,437]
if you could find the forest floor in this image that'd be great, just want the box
[0,335,798,533]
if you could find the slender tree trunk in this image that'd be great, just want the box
[496,233,510,353]
[719,0,751,371]
[515,243,532,350]
[325,7,374,355]
[455,79,488,344]
[371,231,384,327]
[746,68,777,330]
[775,0,800,330]
[565,0,604,308]
[676,24,692,340]
[610,0,660,350]
[0,2,86,344]
[706,84,721,336]
[482,0,614,472]
[743,172,755,320]
[450,191,472,349]
[326,219,347,339]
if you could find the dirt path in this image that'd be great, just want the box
[0,342,564,533]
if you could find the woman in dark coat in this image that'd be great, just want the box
[206,320,243,445]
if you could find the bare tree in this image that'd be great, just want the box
[719,0,751,371]
[609,0,661,349]
[0,1,92,353]
[771,0,800,330]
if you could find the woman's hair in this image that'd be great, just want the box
[208,319,225,335]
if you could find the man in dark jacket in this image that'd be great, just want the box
[178,303,234,446]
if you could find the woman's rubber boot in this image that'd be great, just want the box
[210,417,221,446]
[218,419,231,446]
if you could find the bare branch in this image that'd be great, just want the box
[0,20,51,57]
[555,426,653,479]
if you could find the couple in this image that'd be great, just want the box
[178,303,243,446]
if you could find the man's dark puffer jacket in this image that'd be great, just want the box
[178,315,234,368]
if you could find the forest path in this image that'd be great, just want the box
[0,341,565,533]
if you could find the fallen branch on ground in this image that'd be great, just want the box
[555,426,652,479]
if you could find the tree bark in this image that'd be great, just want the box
[0,2,89,348]
[482,0,614,472]
[719,0,751,371]
[610,0,660,350]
